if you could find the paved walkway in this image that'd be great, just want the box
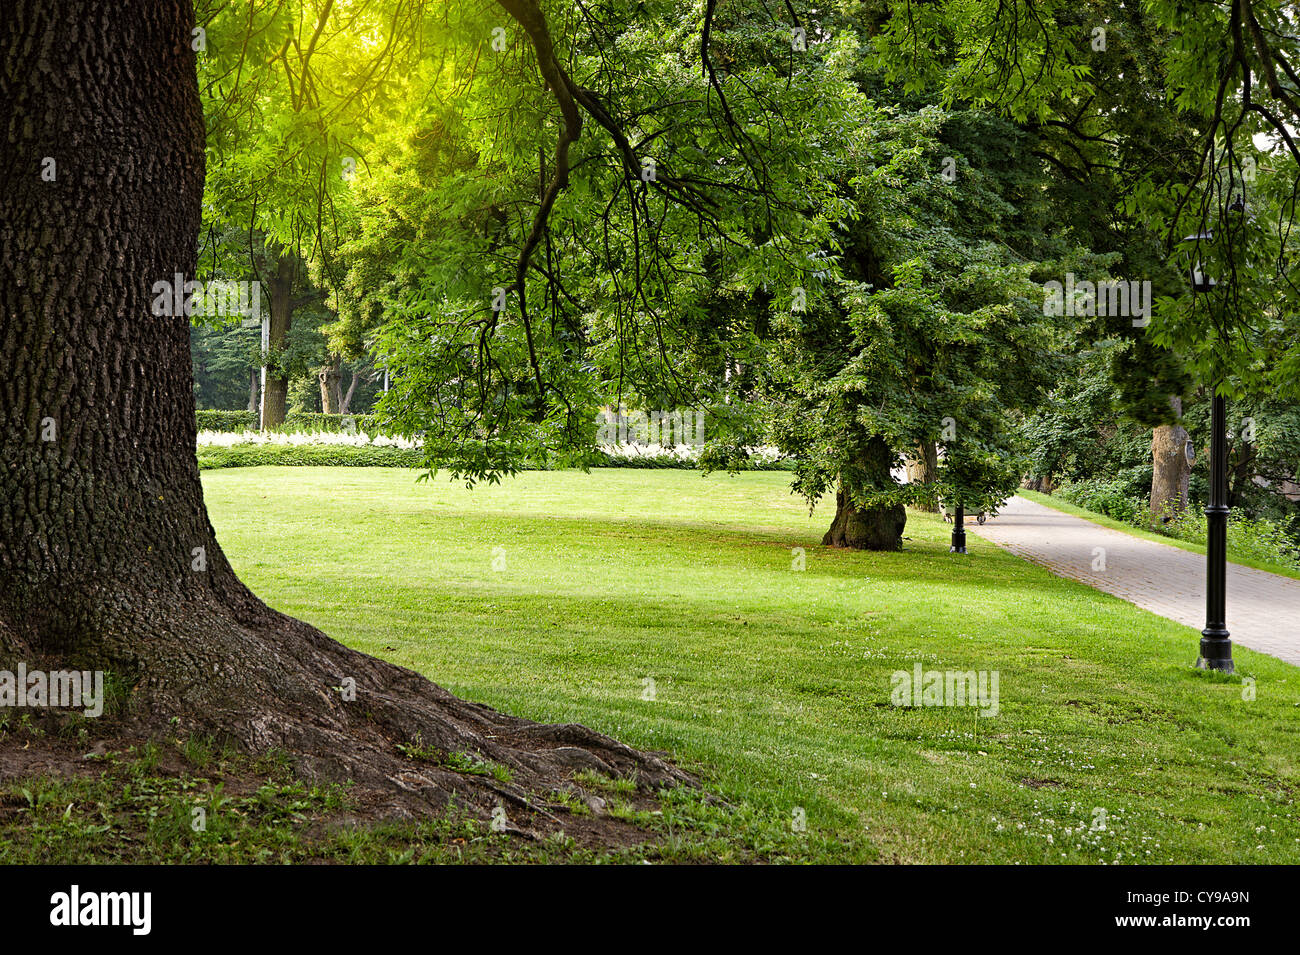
[967,495,1300,667]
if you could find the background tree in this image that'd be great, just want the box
[191,320,262,411]
[764,99,1068,549]
[338,2,1074,549]
[874,0,1300,449]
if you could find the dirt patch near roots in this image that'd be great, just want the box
[0,720,697,860]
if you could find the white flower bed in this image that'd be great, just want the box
[598,442,785,464]
[197,430,786,465]
[599,442,696,462]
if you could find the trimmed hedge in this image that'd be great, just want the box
[196,409,258,431]
[197,444,423,470]
[195,411,382,435]
[197,442,794,472]
[282,412,381,434]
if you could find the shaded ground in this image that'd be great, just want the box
[0,720,747,863]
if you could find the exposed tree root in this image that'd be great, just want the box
[0,585,694,832]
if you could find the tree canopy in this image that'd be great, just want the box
[190,0,1300,544]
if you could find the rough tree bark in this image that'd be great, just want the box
[904,441,939,512]
[0,0,686,819]
[318,358,343,414]
[1150,396,1191,523]
[822,438,906,550]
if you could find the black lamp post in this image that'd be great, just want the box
[950,502,967,554]
[1200,391,1233,671]
[1184,230,1233,673]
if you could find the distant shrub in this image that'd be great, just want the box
[594,451,695,469]
[1054,480,1300,573]
[196,410,257,431]
[1056,479,1146,525]
[194,420,795,472]
[195,411,384,436]
[598,443,792,471]
[197,444,423,470]
[1161,508,1300,572]
[281,412,382,436]
[1111,464,1154,500]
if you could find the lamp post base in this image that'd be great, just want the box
[1196,629,1234,673]
[950,503,967,554]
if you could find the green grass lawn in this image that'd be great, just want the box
[199,466,1300,863]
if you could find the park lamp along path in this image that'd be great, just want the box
[1180,224,1233,675]
[950,500,968,555]
[943,220,1235,677]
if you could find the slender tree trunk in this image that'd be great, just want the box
[247,366,260,414]
[0,0,683,815]
[1227,438,1255,509]
[260,254,293,429]
[822,438,906,550]
[1150,396,1191,523]
[340,366,361,415]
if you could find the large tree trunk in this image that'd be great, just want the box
[1150,396,1191,523]
[0,0,684,820]
[822,439,906,550]
[319,358,343,413]
[904,441,939,512]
